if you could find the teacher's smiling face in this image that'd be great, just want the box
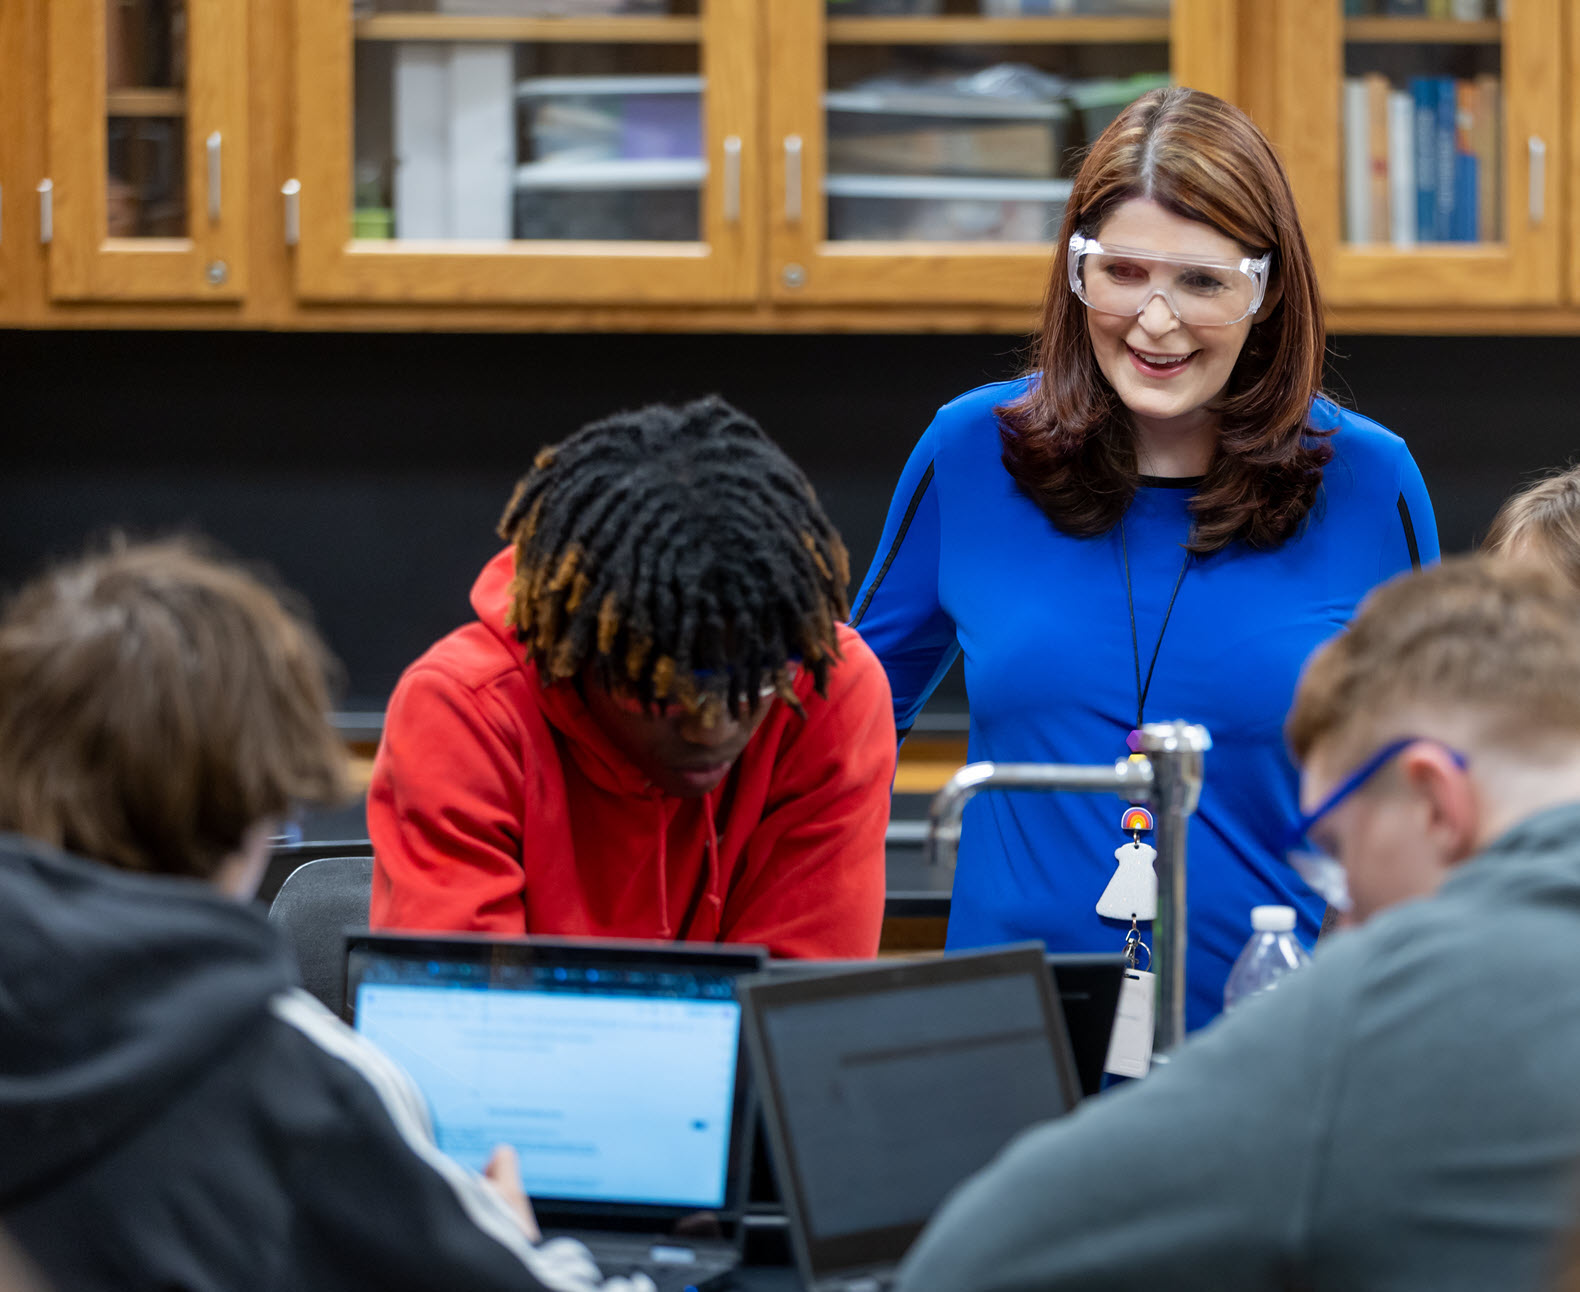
[1083,198,1273,452]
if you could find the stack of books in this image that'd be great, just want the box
[1343,0,1497,16]
[1342,73,1500,245]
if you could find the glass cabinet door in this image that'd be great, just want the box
[1278,0,1560,308]
[767,0,1231,307]
[293,0,758,304]
[47,0,248,300]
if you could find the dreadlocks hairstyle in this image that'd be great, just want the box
[497,396,851,716]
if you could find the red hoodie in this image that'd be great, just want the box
[368,549,896,958]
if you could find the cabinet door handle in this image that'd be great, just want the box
[722,135,742,224]
[783,135,803,224]
[206,132,223,224]
[37,179,52,244]
[282,179,301,247]
[1528,136,1546,226]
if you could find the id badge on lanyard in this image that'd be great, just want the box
[1104,923,1154,1079]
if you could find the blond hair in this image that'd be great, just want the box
[1287,556,1580,766]
[0,538,348,879]
[1483,465,1580,593]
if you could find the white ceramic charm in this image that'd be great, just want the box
[1096,839,1158,922]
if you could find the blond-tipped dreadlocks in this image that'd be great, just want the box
[497,396,851,715]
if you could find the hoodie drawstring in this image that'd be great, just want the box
[701,798,723,931]
[673,794,725,942]
[655,799,672,938]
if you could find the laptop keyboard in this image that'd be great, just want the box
[593,1258,734,1292]
[814,1276,896,1292]
[581,1237,736,1292]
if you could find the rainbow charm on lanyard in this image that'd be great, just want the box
[1121,806,1155,836]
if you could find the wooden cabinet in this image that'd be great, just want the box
[292,0,759,305]
[45,0,248,301]
[1275,1,1562,311]
[1570,0,1580,308]
[5,0,1580,330]
[767,0,1234,308]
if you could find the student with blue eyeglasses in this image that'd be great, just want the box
[852,87,1437,1029]
[898,557,1580,1292]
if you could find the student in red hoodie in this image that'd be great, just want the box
[369,396,896,957]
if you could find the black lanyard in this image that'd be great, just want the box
[1119,519,1192,736]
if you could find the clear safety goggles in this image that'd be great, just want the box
[1067,234,1273,328]
[605,662,799,720]
[1284,736,1470,913]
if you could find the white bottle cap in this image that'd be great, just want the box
[1250,905,1297,933]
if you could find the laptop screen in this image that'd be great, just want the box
[741,945,1079,1280]
[347,934,763,1217]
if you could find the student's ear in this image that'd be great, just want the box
[1399,745,1479,870]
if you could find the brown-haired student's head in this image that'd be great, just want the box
[1287,557,1580,924]
[1001,85,1329,554]
[0,539,348,890]
[1483,464,1580,593]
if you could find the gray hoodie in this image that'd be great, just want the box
[898,801,1580,1292]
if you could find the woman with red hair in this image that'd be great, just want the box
[852,87,1437,1030]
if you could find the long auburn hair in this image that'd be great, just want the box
[1000,86,1331,554]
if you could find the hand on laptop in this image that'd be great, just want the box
[482,1144,540,1242]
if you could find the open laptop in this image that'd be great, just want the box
[743,952,1121,1216]
[739,944,1081,1292]
[1044,952,1126,1098]
[346,932,765,1292]
[757,951,1124,1100]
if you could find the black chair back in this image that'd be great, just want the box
[267,855,374,1017]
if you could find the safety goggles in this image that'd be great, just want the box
[1284,736,1470,912]
[603,662,799,719]
[1067,234,1273,328]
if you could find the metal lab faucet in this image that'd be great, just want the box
[923,721,1211,1061]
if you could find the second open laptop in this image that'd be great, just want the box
[345,931,765,1292]
[739,943,1082,1292]
[757,950,1124,1099]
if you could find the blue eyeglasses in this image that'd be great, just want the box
[1285,737,1470,912]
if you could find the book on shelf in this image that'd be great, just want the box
[1386,88,1415,246]
[1343,78,1370,244]
[1410,77,1437,242]
[393,44,448,240]
[393,42,513,241]
[1346,73,1498,247]
[1365,73,1390,243]
[1341,0,1490,11]
[1472,71,1500,241]
[448,44,513,241]
[1452,79,1478,242]
[1433,76,1456,241]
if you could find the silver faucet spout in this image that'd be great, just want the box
[923,760,1153,871]
[921,722,1211,1062]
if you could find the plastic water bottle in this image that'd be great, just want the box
[1223,905,1311,1013]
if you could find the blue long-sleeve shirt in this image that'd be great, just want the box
[852,379,1438,1029]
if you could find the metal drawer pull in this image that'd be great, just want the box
[1528,136,1546,226]
[784,135,803,224]
[282,179,301,247]
[207,132,223,224]
[722,135,742,224]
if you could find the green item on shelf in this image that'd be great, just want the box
[352,208,394,240]
[1067,73,1172,142]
